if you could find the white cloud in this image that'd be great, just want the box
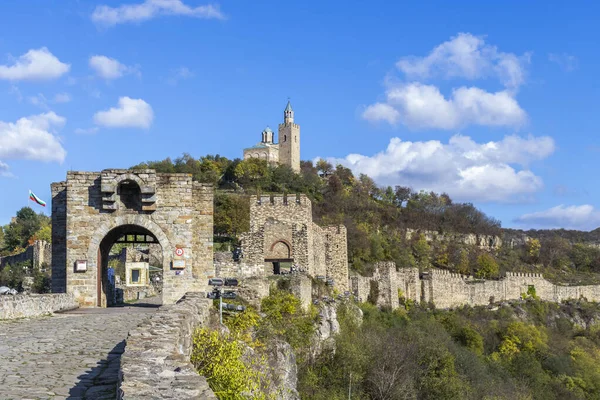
[167,66,194,85]
[0,160,11,177]
[363,33,530,130]
[363,83,526,129]
[362,103,400,125]
[89,55,138,80]
[94,97,154,129]
[322,134,554,203]
[92,0,226,26]
[74,127,99,135]
[29,92,72,109]
[54,93,71,103]
[0,48,70,81]
[0,112,66,166]
[548,53,578,72]
[29,93,49,110]
[515,205,600,231]
[396,33,530,89]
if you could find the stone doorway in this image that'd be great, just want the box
[97,224,164,307]
[267,259,293,275]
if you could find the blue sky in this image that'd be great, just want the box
[0,0,598,230]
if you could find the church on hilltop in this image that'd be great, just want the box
[243,100,300,173]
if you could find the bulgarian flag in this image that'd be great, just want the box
[29,190,46,207]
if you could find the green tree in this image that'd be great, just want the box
[3,207,44,252]
[214,193,250,239]
[234,158,270,190]
[475,253,499,279]
[412,234,431,268]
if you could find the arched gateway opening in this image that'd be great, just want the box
[265,240,293,275]
[51,169,214,307]
[97,225,164,307]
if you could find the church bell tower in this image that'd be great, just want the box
[278,100,300,173]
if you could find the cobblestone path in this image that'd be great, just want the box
[0,297,161,400]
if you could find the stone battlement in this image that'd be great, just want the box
[351,263,600,310]
[255,193,310,207]
[505,272,544,278]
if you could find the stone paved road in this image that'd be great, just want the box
[0,297,161,400]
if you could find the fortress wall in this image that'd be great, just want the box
[312,224,327,277]
[377,262,396,308]
[350,273,376,303]
[396,267,420,303]
[324,225,349,292]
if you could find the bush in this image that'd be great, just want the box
[31,269,51,293]
[190,328,267,399]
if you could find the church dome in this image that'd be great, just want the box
[263,126,273,133]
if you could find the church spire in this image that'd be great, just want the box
[284,99,294,124]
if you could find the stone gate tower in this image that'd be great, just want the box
[278,101,300,173]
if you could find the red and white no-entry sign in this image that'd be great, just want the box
[175,248,184,257]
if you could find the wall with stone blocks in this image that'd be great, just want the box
[350,263,419,308]
[290,275,313,310]
[51,170,213,307]
[240,194,350,292]
[118,292,216,400]
[355,262,600,309]
[0,293,78,320]
[323,225,349,292]
[0,240,52,270]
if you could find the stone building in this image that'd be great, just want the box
[215,194,349,292]
[243,101,301,173]
[51,169,213,307]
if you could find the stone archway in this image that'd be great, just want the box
[269,240,291,259]
[265,239,293,275]
[88,216,171,307]
[52,169,214,307]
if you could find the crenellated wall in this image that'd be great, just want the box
[352,263,600,309]
[220,194,349,292]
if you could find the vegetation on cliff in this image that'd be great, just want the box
[300,299,600,400]
[191,289,318,399]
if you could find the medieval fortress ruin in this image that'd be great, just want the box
[3,101,600,311]
[353,262,600,310]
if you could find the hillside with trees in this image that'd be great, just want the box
[130,153,600,284]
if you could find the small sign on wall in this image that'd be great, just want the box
[172,259,186,269]
[75,260,87,272]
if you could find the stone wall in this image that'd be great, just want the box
[239,194,349,292]
[289,275,312,310]
[51,181,67,293]
[0,293,78,320]
[350,263,419,308]
[353,262,600,310]
[0,240,52,270]
[118,292,216,399]
[51,169,213,307]
[323,225,349,292]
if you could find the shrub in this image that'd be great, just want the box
[190,328,267,399]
